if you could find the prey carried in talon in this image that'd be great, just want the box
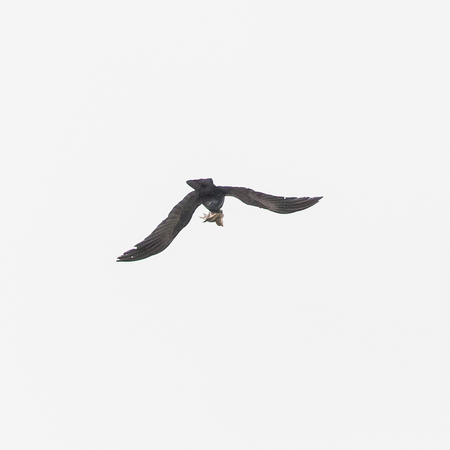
[201,210,224,226]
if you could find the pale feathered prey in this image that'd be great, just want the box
[117,178,322,261]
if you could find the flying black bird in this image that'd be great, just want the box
[117,178,322,261]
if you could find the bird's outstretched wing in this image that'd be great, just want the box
[117,191,201,261]
[221,186,322,214]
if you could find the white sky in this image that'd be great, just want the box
[1,1,449,449]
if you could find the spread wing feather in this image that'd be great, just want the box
[117,191,201,261]
[222,186,322,214]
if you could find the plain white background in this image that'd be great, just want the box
[1,1,449,448]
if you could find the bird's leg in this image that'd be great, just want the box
[200,210,224,226]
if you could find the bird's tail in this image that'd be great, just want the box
[186,178,214,190]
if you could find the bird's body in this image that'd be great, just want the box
[187,178,225,213]
[117,178,322,261]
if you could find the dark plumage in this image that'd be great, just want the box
[117,178,322,261]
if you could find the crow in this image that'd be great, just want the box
[117,178,322,261]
